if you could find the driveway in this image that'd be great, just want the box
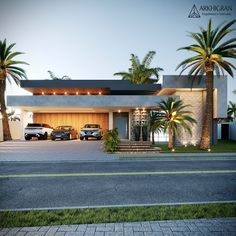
[0,140,112,161]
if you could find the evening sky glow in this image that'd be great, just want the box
[0,0,235,102]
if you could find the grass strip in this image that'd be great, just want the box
[154,140,236,153]
[0,203,236,228]
[118,155,236,158]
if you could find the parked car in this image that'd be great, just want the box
[51,126,78,141]
[80,124,102,140]
[24,123,53,140]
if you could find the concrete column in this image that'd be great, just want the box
[20,110,28,140]
[108,111,113,130]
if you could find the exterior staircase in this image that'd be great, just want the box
[117,141,161,153]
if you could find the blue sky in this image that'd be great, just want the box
[1,0,236,102]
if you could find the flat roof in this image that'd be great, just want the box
[20,80,161,95]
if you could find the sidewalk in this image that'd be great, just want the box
[1,218,235,236]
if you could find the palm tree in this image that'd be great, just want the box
[7,109,20,121]
[0,39,28,140]
[158,97,197,150]
[176,19,236,150]
[114,51,163,84]
[228,101,236,120]
[149,110,164,144]
[48,70,71,80]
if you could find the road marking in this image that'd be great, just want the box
[1,200,236,212]
[0,170,236,178]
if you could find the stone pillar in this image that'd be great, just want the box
[20,110,28,140]
[108,111,113,130]
[174,91,204,146]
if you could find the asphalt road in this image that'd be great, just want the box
[0,159,236,210]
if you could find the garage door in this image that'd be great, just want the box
[33,113,109,132]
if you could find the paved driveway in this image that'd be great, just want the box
[0,140,113,161]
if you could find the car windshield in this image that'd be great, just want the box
[27,123,43,127]
[55,126,72,130]
[84,124,99,128]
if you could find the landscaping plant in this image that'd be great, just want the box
[0,39,28,140]
[177,19,236,150]
[114,51,163,84]
[102,128,120,153]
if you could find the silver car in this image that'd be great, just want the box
[80,124,102,140]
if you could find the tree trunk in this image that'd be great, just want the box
[200,70,213,150]
[168,128,173,149]
[0,79,12,141]
[151,130,155,144]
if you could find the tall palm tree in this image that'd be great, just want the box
[0,39,28,140]
[228,101,236,120]
[114,51,163,84]
[176,19,236,150]
[158,97,196,149]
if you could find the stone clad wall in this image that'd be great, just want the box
[174,91,205,145]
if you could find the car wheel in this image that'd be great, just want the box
[80,137,83,140]
[85,137,88,140]
[25,136,31,141]
[97,137,101,140]
[43,132,48,140]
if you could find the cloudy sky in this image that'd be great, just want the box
[1,0,236,101]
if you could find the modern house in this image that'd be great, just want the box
[7,75,227,144]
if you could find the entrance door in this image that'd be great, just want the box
[113,112,129,139]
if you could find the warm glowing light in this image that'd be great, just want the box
[42,92,44,95]
[76,92,79,95]
[118,110,121,113]
[136,107,139,110]
[99,91,102,95]
[64,91,67,95]
[87,92,90,95]
[208,148,211,152]
[53,92,56,95]
[171,148,175,152]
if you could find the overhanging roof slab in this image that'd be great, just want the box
[7,95,177,111]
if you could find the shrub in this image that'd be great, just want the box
[102,128,120,153]
[142,125,148,141]
[134,124,140,141]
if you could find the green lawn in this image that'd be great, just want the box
[154,140,236,153]
[0,203,236,227]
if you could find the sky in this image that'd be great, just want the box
[1,0,236,102]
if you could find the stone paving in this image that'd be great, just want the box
[0,218,236,236]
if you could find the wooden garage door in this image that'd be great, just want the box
[33,113,109,132]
